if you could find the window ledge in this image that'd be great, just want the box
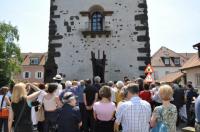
[81,30,111,37]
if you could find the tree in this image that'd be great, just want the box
[0,22,22,87]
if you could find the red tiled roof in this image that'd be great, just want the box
[181,53,200,70]
[178,53,196,60]
[151,46,192,67]
[159,71,184,83]
[22,52,47,66]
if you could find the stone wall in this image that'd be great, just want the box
[45,0,150,82]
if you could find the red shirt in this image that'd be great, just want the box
[139,90,152,103]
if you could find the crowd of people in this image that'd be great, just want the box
[0,74,200,132]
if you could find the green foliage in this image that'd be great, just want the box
[0,22,22,87]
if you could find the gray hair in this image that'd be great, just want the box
[94,76,101,83]
[116,81,124,88]
[108,81,114,87]
[65,81,72,88]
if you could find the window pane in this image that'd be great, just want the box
[91,12,103,32]
[196,73,200,86]
[174,58,180,65]
[164,58,170,65]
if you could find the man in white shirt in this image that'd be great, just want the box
[114,83,151,132]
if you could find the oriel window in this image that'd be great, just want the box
[91,12,103,32]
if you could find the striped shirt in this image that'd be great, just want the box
[115,96,151,132]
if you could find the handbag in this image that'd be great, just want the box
[36,97,45,122]
[151,106,168,132]
[0,95,9,118]
[37,104,45,122]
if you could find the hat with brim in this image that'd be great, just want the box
[53,74,63,81]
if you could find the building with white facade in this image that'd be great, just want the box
[45,0,151,82]
[151,46,194,80]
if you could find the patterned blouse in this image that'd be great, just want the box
[153,104,177,132]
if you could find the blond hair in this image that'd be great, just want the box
[11,83,27,103]
[159,85,173,101]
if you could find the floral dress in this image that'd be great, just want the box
[153,104,177,132]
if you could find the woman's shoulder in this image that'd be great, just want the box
[94,101,101,106]
[154,105,162,112]
[111,101,116,106]
[169,104,177,111]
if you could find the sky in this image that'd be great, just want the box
[0,0,200,55]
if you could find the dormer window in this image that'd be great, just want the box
[30,58,39,65]
[174,57,180,65]
[91,12,103,32]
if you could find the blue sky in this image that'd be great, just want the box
[0,0,200,54]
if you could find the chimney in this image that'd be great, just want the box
[193,43,200,58]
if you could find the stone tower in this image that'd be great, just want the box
[45,0,151,82]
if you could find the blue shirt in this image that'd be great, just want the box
[59,85,85,103]
[195,95,200,122]
[59,86,72,101]
[75,85,85,103]
[57,104,81,132]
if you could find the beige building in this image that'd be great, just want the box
[151,46,194,80]
[181,43,200,88]
[14,53,47,83]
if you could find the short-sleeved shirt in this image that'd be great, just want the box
[93,101,116,121]
[153,104,177,132]
[84,84,97,106]
[115,96,151,132]
[75,85,85,103]
[57,104,81,132]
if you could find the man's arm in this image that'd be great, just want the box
[114,103,124,132]
[83,93,87,106]
[8,107,14,132]
[114,122,120,132]
[93,93,98,104]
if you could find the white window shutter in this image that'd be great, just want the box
[35,72,38,79]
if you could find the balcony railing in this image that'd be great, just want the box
[81,21,111,37]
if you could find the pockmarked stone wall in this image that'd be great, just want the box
[45,0,151,82]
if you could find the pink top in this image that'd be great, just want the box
[93,101,116,121]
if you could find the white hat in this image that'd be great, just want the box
[53,74,63,81]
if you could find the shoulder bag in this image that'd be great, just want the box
[151,106,168,132]
[36,97,45,122]
[0,95,9,118]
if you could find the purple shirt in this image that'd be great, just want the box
[93,101,116,121]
